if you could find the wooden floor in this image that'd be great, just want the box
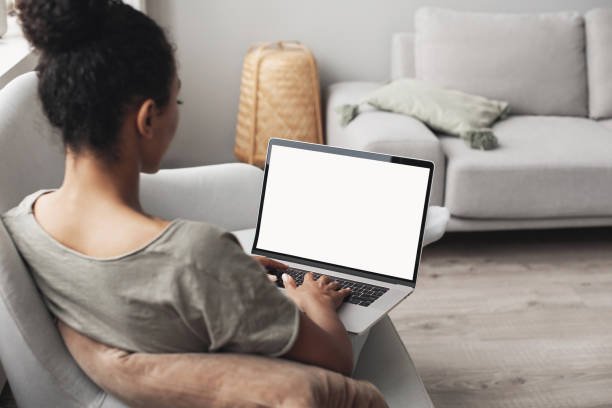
[390,227,612,408]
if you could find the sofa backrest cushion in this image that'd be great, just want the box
[414,7,588,117]
[585,8,612,119]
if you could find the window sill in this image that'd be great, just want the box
[0,16,37,89]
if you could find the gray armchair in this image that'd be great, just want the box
[0,72,436,407]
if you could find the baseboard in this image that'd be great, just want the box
[447,215,612,232]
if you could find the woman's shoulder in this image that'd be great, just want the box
[160,220,245,265]
[167,220,265,286]
[2,189,53,220]
[170,219,229,244]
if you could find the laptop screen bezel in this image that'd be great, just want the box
[251,138,434,288]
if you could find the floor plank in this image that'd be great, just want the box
[390,227,612,408]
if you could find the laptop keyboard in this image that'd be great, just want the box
[266,267,389,307]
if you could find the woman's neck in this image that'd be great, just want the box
[59,148,143,213]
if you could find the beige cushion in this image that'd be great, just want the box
[585,9,612,119]
[441,116,612,219]
[363,79,508,137]
[414,8,588,116]
[58,322,387,408]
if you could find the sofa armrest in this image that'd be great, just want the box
[140,163,263,231]
[391,32,416,80]
[326,82,446,205]
[326,82,381,148]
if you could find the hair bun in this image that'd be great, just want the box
[18,0,115,53]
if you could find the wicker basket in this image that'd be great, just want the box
[234,41,323,167]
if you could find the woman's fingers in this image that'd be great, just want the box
[337,288,352,303]
[327,280,340,289]
[339,287,351,297]
[331,288,352,309]
[266,258,289,270]
[282,273,297,290]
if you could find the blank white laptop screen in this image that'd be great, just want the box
[255,144,430,281]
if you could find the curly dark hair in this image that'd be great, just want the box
[17,0,176,161]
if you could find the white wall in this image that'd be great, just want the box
[148,0,611,167]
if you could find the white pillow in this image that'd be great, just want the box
[586,8,612,119]
[414,7,588,117]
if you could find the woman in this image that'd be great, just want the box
[2,0,353,375]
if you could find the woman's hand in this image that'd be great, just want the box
[252,255,289,271]
[281,272,354,376]
[252,256,289,282]
[282,272,351,311]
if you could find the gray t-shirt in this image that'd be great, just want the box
[1,190,300,356]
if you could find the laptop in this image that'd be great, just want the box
[252,138,433,334]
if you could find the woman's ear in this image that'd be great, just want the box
[136,99,156,139]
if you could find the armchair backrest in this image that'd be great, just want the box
[0,71,264,406]
[0,72,65,213]
[0,72,262,407]
[0,72,264,231]
[0,72,134,407]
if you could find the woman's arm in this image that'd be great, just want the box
[281,273,354,376]
[252,255,352,374]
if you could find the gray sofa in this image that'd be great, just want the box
[327,7,612,232]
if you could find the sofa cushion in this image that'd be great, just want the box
[586,9,612,119]
[59,322,387,408]
[441,116,612,219]
[414,8,588,117]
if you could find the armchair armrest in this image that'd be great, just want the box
[140,163,263,231]
[326,82,446,205]
[354,317,434,408]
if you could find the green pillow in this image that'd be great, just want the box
[336,79,510,150]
